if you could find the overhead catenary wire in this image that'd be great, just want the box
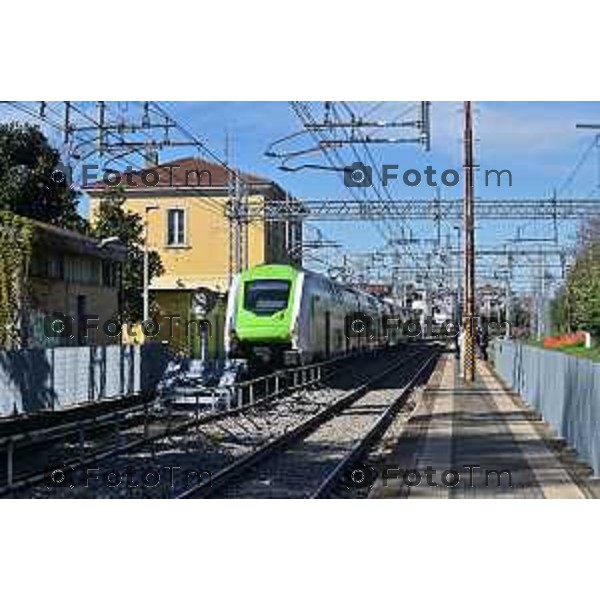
[1,102,256,244]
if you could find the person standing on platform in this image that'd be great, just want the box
[477,325,489,361]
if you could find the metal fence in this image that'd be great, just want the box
[0,343,170,416]
[494,340,600,475]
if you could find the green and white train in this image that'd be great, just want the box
[225,263,407,366]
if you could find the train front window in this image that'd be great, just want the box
[244,280,291,316]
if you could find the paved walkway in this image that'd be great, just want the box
[370,355,591,499]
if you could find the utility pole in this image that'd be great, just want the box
[454,225,462,325]
[226,132,235,285]
[446,232,453,323]
[537,247,547,340]
[284,192,290,259]
[63,101,71,145]
[462,101,476,382]
[143,204,159,323]
[505,250,514,338]
[504,276,511,339]
[241,175,249,271]
[97,101,106,155]
[234,172,243,273]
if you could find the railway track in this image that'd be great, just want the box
[4,347,414,498]
[178,345,440,499]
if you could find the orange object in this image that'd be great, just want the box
[543,332,586,349]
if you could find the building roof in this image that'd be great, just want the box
[32,220,127,261]
[87,156,276,193]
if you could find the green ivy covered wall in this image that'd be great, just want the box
[0,211,33,348]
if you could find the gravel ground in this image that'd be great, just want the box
[203,349,437,498]
[13,348,417,499]
[331,387,425,499]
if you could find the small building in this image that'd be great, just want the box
[26,220,127,347]
[88,156,302,357]
[361,283,393,297]
[477,283,506,322]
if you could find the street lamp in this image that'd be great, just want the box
[98,236,120,248]
[143,204,159,322]
[97,236,125,337]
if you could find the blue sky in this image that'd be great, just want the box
[155,101,600,198]
[3,101,600,284]
[152,101,600,261]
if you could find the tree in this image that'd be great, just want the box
[92,192,164,322]
[566,246,600,337]
[549,287,569,334]
[550,218,600,338]
[510,294,533,336]
[0,122,88,232]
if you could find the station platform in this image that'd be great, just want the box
[369,354,597,499]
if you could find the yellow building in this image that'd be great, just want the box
[88,157,301,356]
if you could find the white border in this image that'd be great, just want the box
[2,502,598,598]
[2,1,598,99]
[2,2,598,596]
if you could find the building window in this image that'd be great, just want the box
[48,255,64,279]
[102,260,119,288]
[64,256,101,285]
[167,208,186,246]
[30,253,64,279]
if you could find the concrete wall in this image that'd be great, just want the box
[494,340,600,475]
[0,343,170,416]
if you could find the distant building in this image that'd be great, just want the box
[403,281,456,327]
[88,157,302,356]
[362,283,393,297]
[26,221,126,347]
[477,283,506,321]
